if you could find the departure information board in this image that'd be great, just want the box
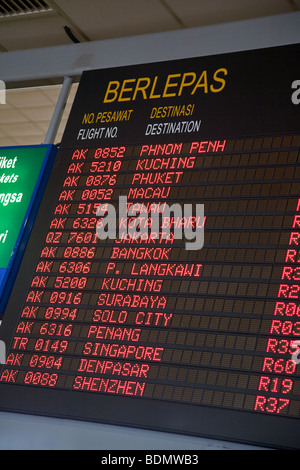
[0,145,57,315]
[0,44,299,449]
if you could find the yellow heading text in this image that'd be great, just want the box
[103,68,228,103]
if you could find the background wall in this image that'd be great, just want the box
[0,11,299,450]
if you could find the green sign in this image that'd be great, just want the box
[0,145,56,312]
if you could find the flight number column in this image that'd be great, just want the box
[0,146,125,390]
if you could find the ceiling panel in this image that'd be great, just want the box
[0,108,25,124]
[5,88,55,107]
[0,0,51,16]
[0,0,297,52]
[167,0,294,27]
[0,0,298,146]
[0,13,71,51]
[53,0,181,41]
[0,83,78,147]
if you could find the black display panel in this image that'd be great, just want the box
[0,44,299,449]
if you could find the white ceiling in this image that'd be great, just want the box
[0,0,299,51]
[0,0,299,146]
[0,82,78,146]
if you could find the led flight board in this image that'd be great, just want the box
[0,145,57,315]
[0,44,299,449]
